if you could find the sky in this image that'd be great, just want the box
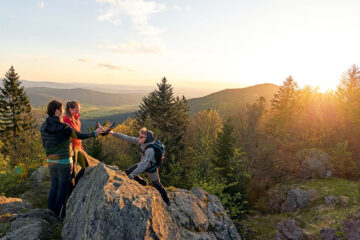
[1,0,360,91]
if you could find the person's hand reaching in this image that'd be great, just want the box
[95,127,104,136]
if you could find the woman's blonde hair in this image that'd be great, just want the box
[139,127,147,136]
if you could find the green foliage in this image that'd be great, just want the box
[330,141,356,177]
[0,141,10,174]
[0,66,34,159]
[231,97,267,174]
[84,136,105,161]
[194,176,248,222]
[183,109,222,184]
[213,118,236,177]
[0,166,30,196]
[97,118,139,170]
[267,75,299,144]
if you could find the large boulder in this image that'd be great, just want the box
[0,208,59,240]
[274,219,305,240]
[296,149,333,179]
[26,165,50,189]
[282,189,318,213]
[62,163,240,240]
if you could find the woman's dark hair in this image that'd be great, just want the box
[144,130,155,143]
[47,100,63,116]
[65,101,80,119]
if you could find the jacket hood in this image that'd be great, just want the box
[43,116,67,133]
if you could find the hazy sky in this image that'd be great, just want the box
[1,0,360,91]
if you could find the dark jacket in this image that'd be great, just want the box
[40,116,95,161]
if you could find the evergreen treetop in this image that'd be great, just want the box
[0,66,33,149]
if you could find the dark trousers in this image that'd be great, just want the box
[48,163,72,217]
[126,164,170,204]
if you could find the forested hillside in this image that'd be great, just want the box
[188,83,279,114]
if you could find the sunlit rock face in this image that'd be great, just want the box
[62,163,241,240]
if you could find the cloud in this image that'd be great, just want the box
[97,63,134,72]
[173,4,191,12]
[39,1,44,8]
[97,40,164,54]
[173,4,182,11]
[78,57,134,72]
[96,0,165,36]
[78,58,91,62]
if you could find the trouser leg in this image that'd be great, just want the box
[48,164,59,214]
[146,170,170,205]
[56,164,72,217]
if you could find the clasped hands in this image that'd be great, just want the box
[95,122,116,136]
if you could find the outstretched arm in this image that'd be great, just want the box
[65,125,103,139]
[110,131,139,144]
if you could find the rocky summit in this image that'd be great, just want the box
[62,163,240,240]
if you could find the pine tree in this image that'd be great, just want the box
[213,118,236,178]
[271,75,299,113]
[0,66,33,152]
[336,65,360,125]
[135,77,189,185]
[268,75,299,135]
[337,64,360,103]
[336,65,360,171]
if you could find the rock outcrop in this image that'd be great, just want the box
[0,196,31,215]
[296,149,333,179]
[1,209,59,240]
[62,163,240,240]
[282,189,318,212]
[274,219,305,240]
[26,165,50,189]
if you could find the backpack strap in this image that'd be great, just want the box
[143,143,160,172]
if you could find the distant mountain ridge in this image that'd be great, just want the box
[21,80,217,99]
[188,83,279,114]
[26,87,142,107]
